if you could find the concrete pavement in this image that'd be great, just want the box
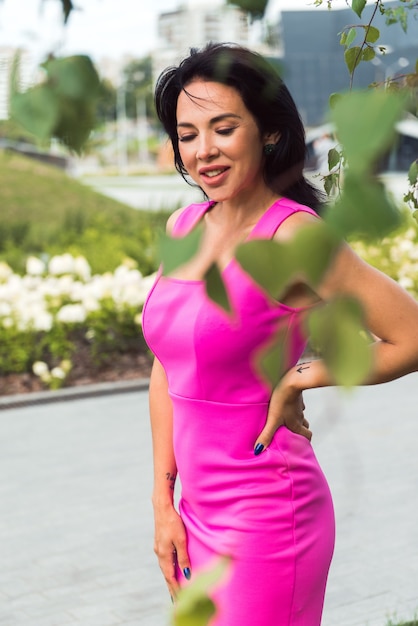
[0,374,417,625]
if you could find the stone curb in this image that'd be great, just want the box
[0,378,150,410]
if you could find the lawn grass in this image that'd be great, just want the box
[0,149,171,274]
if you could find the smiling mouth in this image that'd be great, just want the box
[202,168,228,178]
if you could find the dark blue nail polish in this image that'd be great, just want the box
[170,595,174,604]
[183,567,191,580]
[254,443,264,456]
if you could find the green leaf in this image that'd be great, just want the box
[159,227,202,276]
[324,174,336,197]
[364,25,380,43]
[235,239,292,299]
[340,31,348,46]
[345,27,357,48]
[10,85,60,140]
[331,90,405,171]
[204,263,232,313]
[173,558,229,626]
[325,173,402,240]
[226,0,269,20]
[329,92,343,110]
[344,46,362,74]
[236,222,340,298]
[52,97,96,153]
[290,221,341,288]
[352,0,367,18]
[307,296,372,387]
[328,147,340,171]
[362,47,376,62]
[257,327,288,388]
[43,55,100,102]
[408,160,418,185]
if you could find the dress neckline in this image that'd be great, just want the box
[173,197,286,242]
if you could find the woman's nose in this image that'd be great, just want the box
[196,136,218,160]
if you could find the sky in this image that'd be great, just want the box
[0,0,365,64]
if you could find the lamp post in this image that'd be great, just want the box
[116,80,128,175]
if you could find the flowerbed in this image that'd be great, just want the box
[0,253,155,393]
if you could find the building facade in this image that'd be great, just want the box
[152,3,249,86]
[280,3,418,127]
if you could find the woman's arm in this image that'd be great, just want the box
[254,238,418,452]
[149,357,191,597]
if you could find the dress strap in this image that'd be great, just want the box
[171,201,214,238]
[248,197,319,241]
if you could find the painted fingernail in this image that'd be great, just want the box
[170,595,174,604]
[254,443,264,456]
[183,567,191,580]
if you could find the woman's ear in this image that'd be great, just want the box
[264,131,281,145]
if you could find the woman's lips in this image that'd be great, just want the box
[200,167,230,184]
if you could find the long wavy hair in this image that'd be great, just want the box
[155,42,323,211]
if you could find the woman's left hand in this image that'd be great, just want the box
[253,378,312,455]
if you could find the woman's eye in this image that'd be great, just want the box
[216,127,235,136]
[178,135,196,143]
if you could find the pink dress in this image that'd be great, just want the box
[142,198,335,626]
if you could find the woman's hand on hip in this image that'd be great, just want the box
[153,502,191,601]
[253,375,312,455]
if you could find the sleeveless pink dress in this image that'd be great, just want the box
[142,198,335,626]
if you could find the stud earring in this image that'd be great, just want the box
[263,143,276,156]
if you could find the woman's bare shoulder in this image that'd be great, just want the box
[273,209,319,242]
[166,207,187,235]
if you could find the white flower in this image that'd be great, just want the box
[49,253,76,276]
[0,262,13,282]
[82,295,100,312]
[51,367,66,379]
[33,311,53,332]
[2,317,13,329]
[33,361,49,377]
[26,256,45,276]
[134,312,143,326]
[399,276,413,289]
[60,359,72,374]
[56,303,86,324]
[0,302,12,317]
[74,256,91,281]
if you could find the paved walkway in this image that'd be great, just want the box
[0,374,417,626]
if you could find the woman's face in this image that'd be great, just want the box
[176,80,270,204]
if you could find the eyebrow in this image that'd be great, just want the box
[177,113,242,128]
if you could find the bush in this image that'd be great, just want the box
[0,254,154,387]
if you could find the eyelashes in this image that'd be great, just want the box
[178,127,237,142]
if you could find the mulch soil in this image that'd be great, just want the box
[0,345,153,396]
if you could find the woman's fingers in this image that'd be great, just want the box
[155,534,191,602]
[156,543,179,599]
[174,533,192,583]
[253,391,311,454]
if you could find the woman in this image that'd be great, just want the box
[141,43,418,625]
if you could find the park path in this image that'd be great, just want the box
[0,374,417,626]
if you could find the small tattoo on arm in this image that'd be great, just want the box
[297,362,311,374]
[165,472,175,491]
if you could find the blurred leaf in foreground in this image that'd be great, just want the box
[235,221,340,300]
[173,558,229,626]
[10,54,101,153]
[325,173,402,240]
[307,296,373,387]
[204,263,232,314]
[331,90,405,173]
[159,228,202,276]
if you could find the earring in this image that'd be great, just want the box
[263,143,276,156]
